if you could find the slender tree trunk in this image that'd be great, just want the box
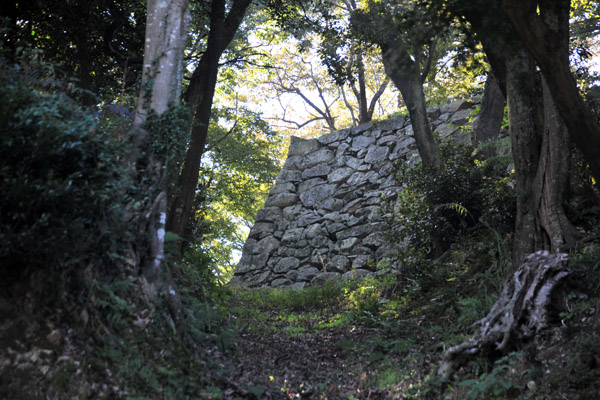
[166,0,225,250]
[166,0,252,254]
[382,46,441,170]
[356,53,369,124]
[133,0,190,299]
[472,70,505,155]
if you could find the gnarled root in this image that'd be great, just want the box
[437,250,570,380]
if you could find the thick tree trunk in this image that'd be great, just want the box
[472,70,505,155]
[538,78,579,252]
[166,0,252,254]
[502,0,600,182]
[535,2,579,252]
[506,47,547,265]
[382,46,441,170]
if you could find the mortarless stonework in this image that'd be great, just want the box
[230,99,478,288]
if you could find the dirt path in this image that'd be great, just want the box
[224,317,437,400]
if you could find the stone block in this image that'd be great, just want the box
[246,271,272,286]
[298,178,326,194]
[283,155,303,170]
[276,169,302,184]
[377,134,399,146]
[363,232,385,248]
[281,228,304,244]
[365,145,390,164]
[351,135,375,151]
[255,207,283,222]
[264,193,299,208]
[297,213,323,227]
[342,269,372,281]
[318,129,350,145]
[328,255,350,272]
[299,184,337,207]
[323,198,344,211]
[283,204,303,220]
[273,257,300,273]
[311,272,341,286]
[336,142,350,158]
[285,270,299,281]
[339,237,359,250]
[269,183,296,195]
[375,115,407,131]
[271,278,293,287]
[249,222,275,239]
[345,157,363,169]
[300,148,335,169]
[288,136,320,156]
[328,167,354,184]
[352,122,373,135]
[297,266,320,281]
[242,238,258,253]
[302,163,331,179]
[450,108,472,126]
[256,236,280,255]
[440,99,472,114]
[427,107,441,119]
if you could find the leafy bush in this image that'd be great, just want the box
[0,50,133,289]
[388,142,515,273]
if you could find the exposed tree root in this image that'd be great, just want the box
[437,250,570,380]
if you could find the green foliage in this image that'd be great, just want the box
[189,106,284,281]
[457,352,523,399]
[144,104,191,183]
[388,141,515,278]
[3,1,147,101]
[0,50,133,285]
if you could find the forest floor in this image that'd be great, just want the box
[210,261,600,400]
[3,246,600,399]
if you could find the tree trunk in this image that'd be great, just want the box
[505,47,547,265]
[167,0,252,254]
[535,2,579,252]
[381,46,441,170]
[355,53,369,124]
[472,70,505,155]
[501,0,600,182]
[538,78,579,252]
[133,0,189,310]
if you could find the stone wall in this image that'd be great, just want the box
[230,99,478,288]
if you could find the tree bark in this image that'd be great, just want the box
[133,0,190,299]
[535,2,580,252]
[166,0,252,253]
[472,70,505,156]
[381,45,441,170]
[501,0,600,182]
[538,78,579,252]
[505,47,547,265]
[438,251,570,381]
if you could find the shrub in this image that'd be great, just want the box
[0,50,133,292]
[387,141,515,280]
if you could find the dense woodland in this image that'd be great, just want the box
[1,0,600,398]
